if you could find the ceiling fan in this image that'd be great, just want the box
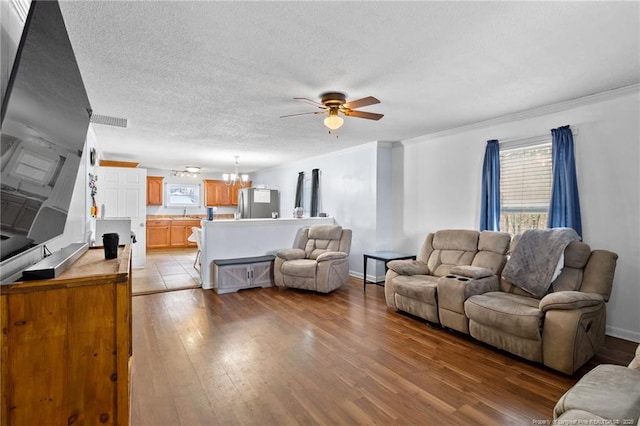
[280,92,384,131]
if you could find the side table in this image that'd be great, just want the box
[363,251,416,291]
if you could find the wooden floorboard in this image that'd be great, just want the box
[130,275,635,426]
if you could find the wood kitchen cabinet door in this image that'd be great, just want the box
[204,180,230,206]
[147,176,164,205]
[204,180,252,206]
[230,182,251,206]
[170,220,200,247]
[146,220,170,248]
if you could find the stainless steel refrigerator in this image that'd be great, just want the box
[238,188,280,219]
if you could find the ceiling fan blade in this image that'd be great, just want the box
[280,111,325,119]
[293,97,325,108]
[342,96,380,110]
[344,110,384,121]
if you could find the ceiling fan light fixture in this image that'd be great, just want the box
[324,110,344,130]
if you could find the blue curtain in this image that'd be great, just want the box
[310,168,319,217]
[294,172,304,208]
[480,139,500,231]
[547,125,582,237]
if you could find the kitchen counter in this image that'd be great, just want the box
[146,214,235,221]
[146,215,204,220]
[199,217,335,290]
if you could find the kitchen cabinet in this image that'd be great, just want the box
[212,255,274,294]
[146,218,200,249]
[203,179,251,207]
[1,246,132,426]
[169,220,200,248]
[147,176,164,205]
[146,219,171,248]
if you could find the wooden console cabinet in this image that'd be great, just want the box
[0,245,133,426]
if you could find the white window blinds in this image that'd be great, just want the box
[499,142,552,233]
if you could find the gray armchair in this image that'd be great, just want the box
[274,225,352,293]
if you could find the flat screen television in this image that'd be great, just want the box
[0,0,91,264]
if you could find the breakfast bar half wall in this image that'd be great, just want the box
[199,217,336,290]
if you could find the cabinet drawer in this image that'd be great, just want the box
[147,220,170,227]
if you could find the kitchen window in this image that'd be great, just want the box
[165,183,201,207]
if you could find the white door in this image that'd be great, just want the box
[96,166,146,268]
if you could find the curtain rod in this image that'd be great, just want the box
[499,127,579,150]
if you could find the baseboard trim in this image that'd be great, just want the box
[606,326,640,343]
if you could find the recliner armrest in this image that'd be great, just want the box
[450,265,494,279]
[316,251,348,262]
[387,259,430,276]
[276,248,306,261]
[540,291,604,313]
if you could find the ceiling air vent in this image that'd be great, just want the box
[90,114,128,128]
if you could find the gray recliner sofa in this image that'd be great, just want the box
[274,225,352,293]
[384,229,511,325]
[464,239,618,374]
[385,228,619,374]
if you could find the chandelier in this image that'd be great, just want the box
[223,156,249,187]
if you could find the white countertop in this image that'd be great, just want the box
[202,216,332,224]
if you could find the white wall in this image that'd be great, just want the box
[252,142,393,279]
[394,88,640,341]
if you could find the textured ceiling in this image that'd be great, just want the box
[58,1,640,174]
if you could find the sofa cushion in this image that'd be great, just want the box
[308,225,343,240]
[281,259,317,278]
[393,275,438,304]
[478,231,511,254]
[471,251,507,274]
[425,230,479,277]
[464,292,543,341]
[551,241,591,292]
[553,364,640,421]
[305,225,343,259]
[432,229,479,252]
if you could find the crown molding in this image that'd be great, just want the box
[404,83,640,145]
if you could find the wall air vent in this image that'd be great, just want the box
[90,114,128,128]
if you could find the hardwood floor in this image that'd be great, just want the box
[130,261,636,425]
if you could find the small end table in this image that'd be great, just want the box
[363,251,416,291]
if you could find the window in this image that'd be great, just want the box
[500,141,552,234]
[165,183,200,207]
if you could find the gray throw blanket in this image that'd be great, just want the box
[502,228,580,298]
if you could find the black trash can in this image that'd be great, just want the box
[102,233,119,259]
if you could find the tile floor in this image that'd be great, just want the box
[131,248,201,295]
